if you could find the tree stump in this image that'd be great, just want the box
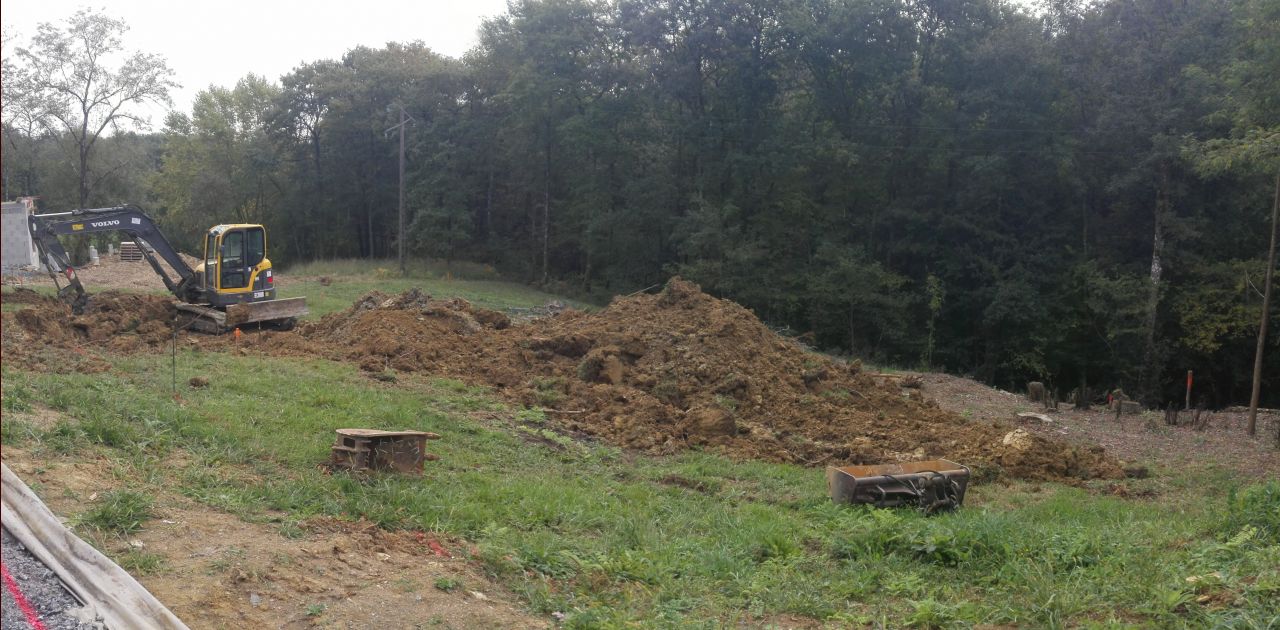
[1027,381,1046,404]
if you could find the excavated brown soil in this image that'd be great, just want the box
[280,280,1122,481]
[2,290,176,371]
[1,281,1123,481]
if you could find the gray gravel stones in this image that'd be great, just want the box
[1,528,102,630]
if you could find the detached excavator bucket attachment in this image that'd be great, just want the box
[827,459,970,514]
[175,297,308,333]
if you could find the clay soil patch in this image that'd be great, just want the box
[270,279,1121,481]
[2,290,177,372]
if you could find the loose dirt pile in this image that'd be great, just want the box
[287,280,1121,481]
[1,280,1123,480]
[1,290,175,371]
[294,289,513,373]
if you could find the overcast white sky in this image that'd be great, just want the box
[4,0,1044,127]
[2,0,511,121]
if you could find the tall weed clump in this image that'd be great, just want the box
[1224,481,1280,542]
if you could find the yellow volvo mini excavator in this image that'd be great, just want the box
[28,204,308,333]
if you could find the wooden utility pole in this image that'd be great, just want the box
[385,105,414,275]
[1248,171,1280,436]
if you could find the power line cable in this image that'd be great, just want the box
[848,142,1141,156]
[839,121,1094,134]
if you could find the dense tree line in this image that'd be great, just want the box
[4,0,1278,407]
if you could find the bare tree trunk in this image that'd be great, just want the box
[78,103,90,209]
[1078,368,1090,411]
[584,148,595,290]
[1247,171,1279,436]
[313,130,323,196]
[74,119,91,265]
[1140,166,1170,401]
[542,108,552,286]
[542,173,550,285]
[1081,195,1089,258]
[484,169,493,240]
[397,109,406,275]
[526,191,537,281]
[78,146,89,208]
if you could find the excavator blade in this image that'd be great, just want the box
[225,297,309,327]
[175,297,308,333]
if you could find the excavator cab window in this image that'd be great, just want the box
[246,228,265,267]
[204,232,218,291]
[220,230,249,289]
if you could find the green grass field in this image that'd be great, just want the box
[1,270,1277,628]
[2,257,587,319]
[280,258,589,318]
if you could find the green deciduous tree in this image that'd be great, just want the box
[153,76,282,252]
[12,8,176,210]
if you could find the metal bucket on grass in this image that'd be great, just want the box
[827,459,970,514]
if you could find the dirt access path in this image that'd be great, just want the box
[1,440,548,630]
[2,252,201,293]
[919,373,1280,480]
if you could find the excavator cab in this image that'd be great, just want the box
[197,225,276,307]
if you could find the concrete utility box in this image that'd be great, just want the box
[1,199,39,271]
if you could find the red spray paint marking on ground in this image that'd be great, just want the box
[413,531,451,557]
[1,560,50,630]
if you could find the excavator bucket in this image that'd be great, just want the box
[827,459,970,514]
[175,297,308,333]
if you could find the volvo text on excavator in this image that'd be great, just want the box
[28,205,308,333]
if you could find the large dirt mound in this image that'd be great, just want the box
[2,291,176,370]
[293,279,1122,481]
[295,288,512,372]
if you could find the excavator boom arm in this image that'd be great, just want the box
[28,205,201,306]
